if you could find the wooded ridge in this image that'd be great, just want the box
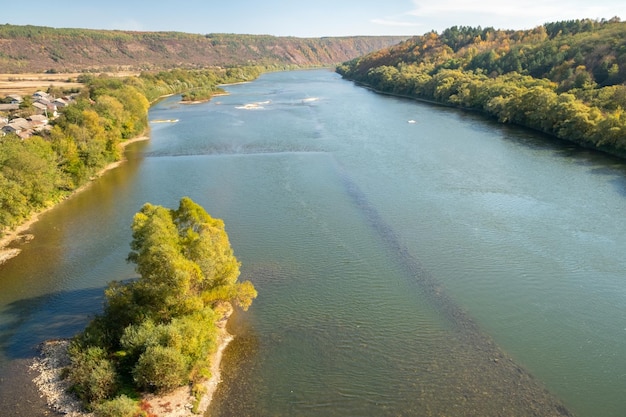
[337,18,626,158]
[0,25,408,73]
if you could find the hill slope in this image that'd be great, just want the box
[339,18,626,88]
[0,25,407,73]
[338,18,626,157]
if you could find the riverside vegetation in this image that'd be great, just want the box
[65,197,256,415]
[0,66,262,235]
[4,18,626,240]
[337,18,626,158]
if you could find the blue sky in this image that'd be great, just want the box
[3,0,625,37]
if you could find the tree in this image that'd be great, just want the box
[66,346,118,406]
[67,197,256,409]
[133,345,188,393]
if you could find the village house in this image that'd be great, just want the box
[33,91,51,101]
[7,94,23,104]
[1,117,34,137]
[53,97,67,107]
[27,114,48,131]
[0,103,19,112]
[1,89,76,137]
[32,101,58,117]
[2,123,21,135]
[17,129,33,139]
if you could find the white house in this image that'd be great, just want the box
[33,91,51,101]
[53,98,68,107]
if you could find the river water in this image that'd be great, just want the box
[1,69,625,416]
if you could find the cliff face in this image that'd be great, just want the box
[0,26,408,72]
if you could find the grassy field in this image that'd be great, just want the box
[0,71,140,97]
[0,72,84,96]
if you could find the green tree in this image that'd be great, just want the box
[133,345,188,393]
[67,197,256,408]
[93,395,141,417]
[66,345,118,406]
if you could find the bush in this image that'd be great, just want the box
[93,395,141,417]
[132,345,188,393]
[67,346,118,406]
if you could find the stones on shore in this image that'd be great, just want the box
[30,339,93,417]
[30,307,235,417]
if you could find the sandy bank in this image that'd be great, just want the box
[0,135,149,265]
[31,305,234,417]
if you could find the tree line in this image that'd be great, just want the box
[337,18,626,157]
[0,66,263,233]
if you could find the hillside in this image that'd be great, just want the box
[0,25,408,73]
[340,18,626,89]
[338,18,626,157]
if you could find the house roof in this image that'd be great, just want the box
[28,114,48,123]
[0,103,19,111]
[36,98,52,106]
[9,118,31,129]
[2,124,20,133]
[17,130,33,139]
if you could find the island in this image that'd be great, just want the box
[32,197,257,416]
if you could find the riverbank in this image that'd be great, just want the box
[31,304,234,417]
[0,134,149,265]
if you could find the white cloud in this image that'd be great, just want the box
[408,0,615,18]
[403,0,626,31]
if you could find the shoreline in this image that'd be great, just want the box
[0,134,150,265]
[31,306,234,417]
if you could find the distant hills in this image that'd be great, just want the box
[0,25,408,73]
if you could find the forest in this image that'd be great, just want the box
[337,18,626,157]
[0,66,263,233]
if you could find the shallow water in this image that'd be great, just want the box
[1,69,625,416]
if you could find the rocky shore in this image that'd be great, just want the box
[31,340,89,417]
[30,306,234,417]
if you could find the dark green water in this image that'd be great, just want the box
[1,69,625,416]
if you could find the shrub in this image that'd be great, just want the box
[93,395,141,417]
[67,346,117,406]
[132,345,188,393]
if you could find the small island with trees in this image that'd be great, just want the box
[35,197,256,416]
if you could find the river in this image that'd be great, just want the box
[1,69,625,416]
